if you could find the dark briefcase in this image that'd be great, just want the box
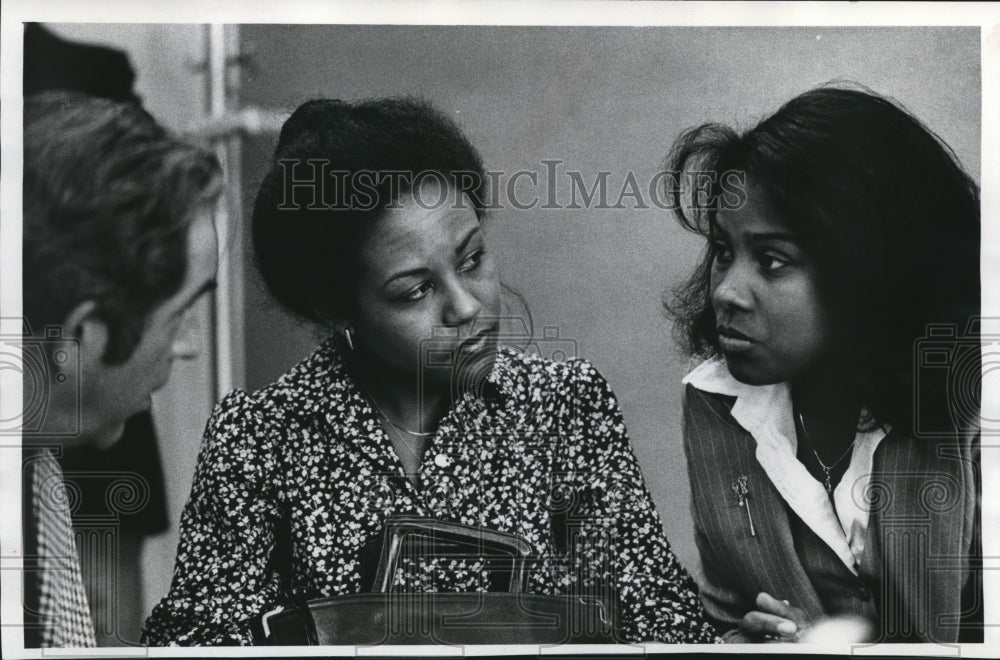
[262,516,617,645]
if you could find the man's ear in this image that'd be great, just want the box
[61,300,111,368]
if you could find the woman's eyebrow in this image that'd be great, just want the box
[709,222,730,240]
[381,226,482,290]
[382,266,429,290]
[454,226,480,255]
[748,231,798,243]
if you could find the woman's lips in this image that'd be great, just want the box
[459,335,489,355]
[458,330,497,356]
[717,326,755,354]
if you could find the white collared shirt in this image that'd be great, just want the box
[683,358,889,575]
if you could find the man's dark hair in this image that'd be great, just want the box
[23,91,222,363]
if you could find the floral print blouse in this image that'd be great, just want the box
[142,338,718,645]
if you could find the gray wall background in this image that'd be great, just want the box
[238,26,980,582]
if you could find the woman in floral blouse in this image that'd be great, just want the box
[142,97,717,646]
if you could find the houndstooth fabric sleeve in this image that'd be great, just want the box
[29,449,97,647]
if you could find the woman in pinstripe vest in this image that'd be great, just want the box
[663,85,981,643]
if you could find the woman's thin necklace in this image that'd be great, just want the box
[382,420,425,465]
[797,412,856,495]
[366,394,436,438]
[366,394,433,481]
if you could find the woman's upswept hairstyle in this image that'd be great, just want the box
[251,97,488,326]
[664,84,980,436]
[23,91,222,364]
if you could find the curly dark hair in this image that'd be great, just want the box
[664,84,980,437]
[251,97,488,326]
[23,91,222,364]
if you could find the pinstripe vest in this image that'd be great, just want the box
[683,385,980,643]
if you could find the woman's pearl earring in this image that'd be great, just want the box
[343,328,355,351]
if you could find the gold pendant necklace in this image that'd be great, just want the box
[797,412,856,494]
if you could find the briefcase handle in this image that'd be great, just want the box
[262,516,536,641]
[371,516,533,593]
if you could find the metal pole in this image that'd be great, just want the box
[205,24,245,400]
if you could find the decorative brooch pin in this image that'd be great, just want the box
[731,475,756,537]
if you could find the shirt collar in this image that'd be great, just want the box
[682,357,791,437]
[484,345,522,403]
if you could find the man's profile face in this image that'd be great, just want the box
[84,203,219,449]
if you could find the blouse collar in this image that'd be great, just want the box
[294,336,524,495]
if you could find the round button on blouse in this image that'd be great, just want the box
[434,453,452,468]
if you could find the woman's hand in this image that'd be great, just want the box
[726,592,810,643]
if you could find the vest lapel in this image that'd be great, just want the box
[685,387,826,620]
